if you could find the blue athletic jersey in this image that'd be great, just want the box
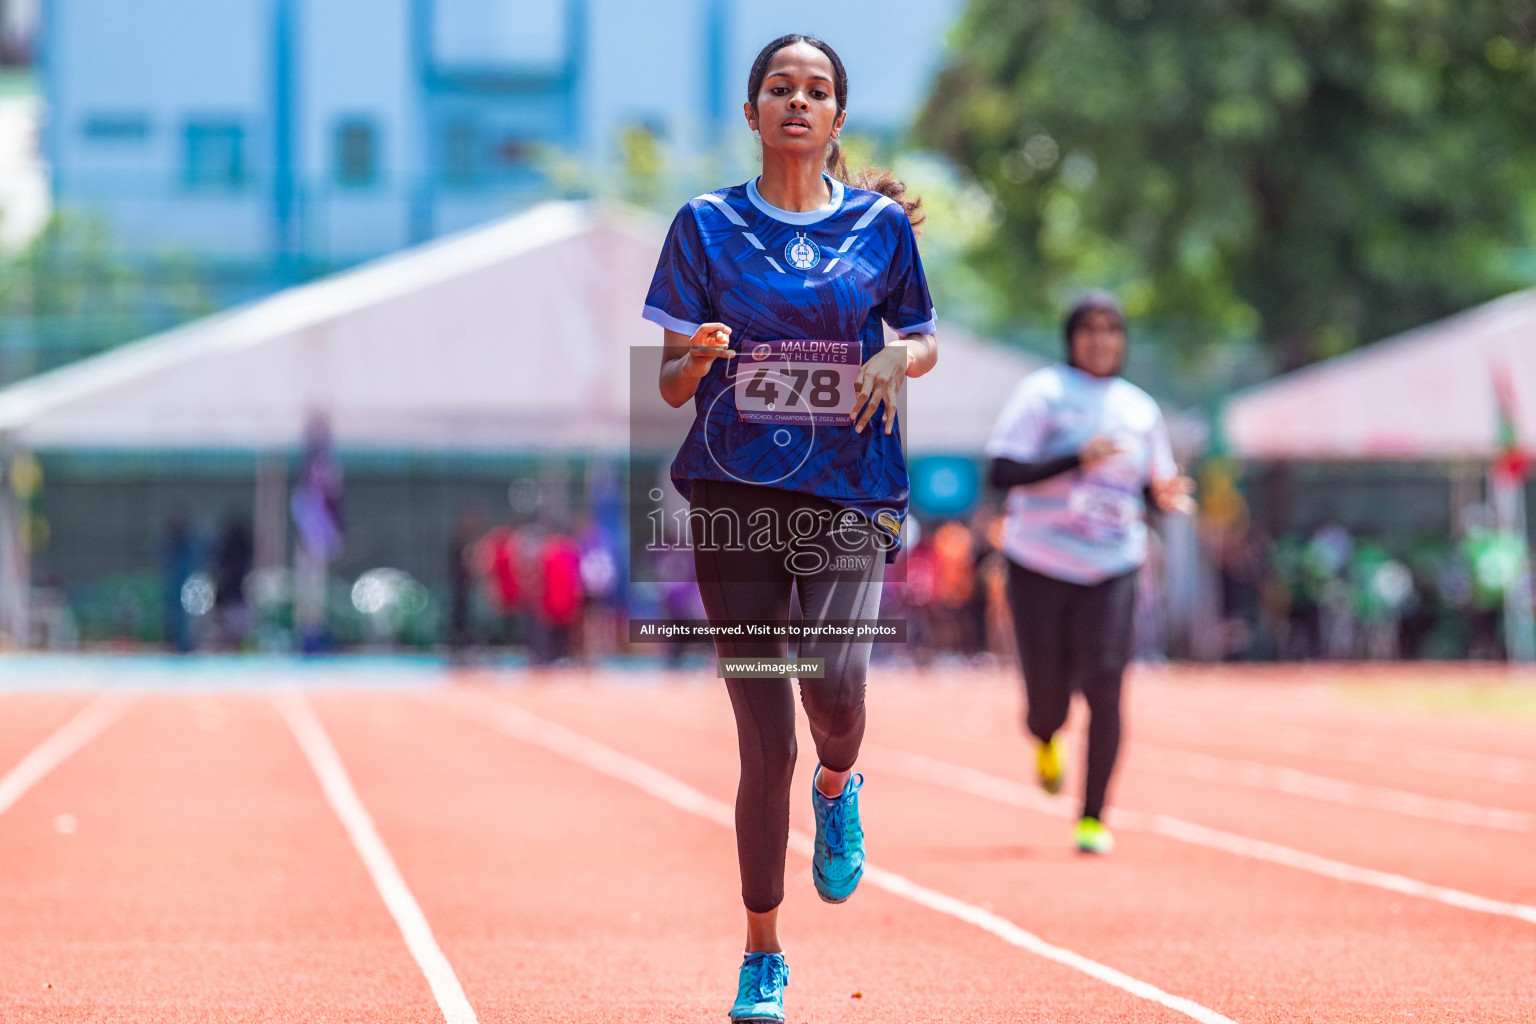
[642,175,937,555]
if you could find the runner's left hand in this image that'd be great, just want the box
[1150,473,1197,515]
[850,345,907,435]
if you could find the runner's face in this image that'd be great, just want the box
[746,43,844,157]
[1071,310,1125,378]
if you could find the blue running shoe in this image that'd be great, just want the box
[729,951,789,1022]
[811,766,865,903]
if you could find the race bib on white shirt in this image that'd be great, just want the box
[733,339,859,425]
[1066,482,1138,543]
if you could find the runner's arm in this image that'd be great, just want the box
[987,454,1083,489]
[900,331,938,378]
[659,324,733,408]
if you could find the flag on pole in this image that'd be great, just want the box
[1493,363,1532,484]
[1491,362,1536,664]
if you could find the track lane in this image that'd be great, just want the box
[515,675,1536,872]
[1130,666,1536,762]
[868,669,1536,806]
[311,688,1214,1023]
[0,694,442,1023]
[1127,723,1536,812]
[477,677,1536,1021]
[1132,706,1536,798]
[1,665,1528,1022]
[844,677,1536,901]
[1130,743,1533,832]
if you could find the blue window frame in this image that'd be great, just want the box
[183,121,246,188]
[334,117,380,186]
[82,113,151,142]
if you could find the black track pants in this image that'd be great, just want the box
[1004,559,1138,822]
[690,478,887,914]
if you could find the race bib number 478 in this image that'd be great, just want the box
[733,339,860,425]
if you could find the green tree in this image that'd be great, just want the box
[920,0,1536,367]
[0,212,215,382]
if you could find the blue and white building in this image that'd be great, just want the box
[42,0,963,271]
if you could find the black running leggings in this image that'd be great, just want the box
[1004,559,1138,822]
[690,478,886,914]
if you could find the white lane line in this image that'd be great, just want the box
[274,693,478,1024]
[0,693,132,817]
[876,749,1536,927]
[1140,710,1536,784]
[1136,745,1535,833]
[1148,816,1536,924]
[443,692,1237,1024]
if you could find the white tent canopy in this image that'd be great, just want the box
[0,200,1037,456]
[1222,288,1536,461]
[0,202,645,452]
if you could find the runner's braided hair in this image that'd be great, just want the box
[747,34,924,229]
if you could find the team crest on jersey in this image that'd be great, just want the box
[784,233,820,271]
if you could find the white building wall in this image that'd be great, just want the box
[45,0,967,263]
[582,0,705,163]
[51,0,270,254]
[300,0,416,257]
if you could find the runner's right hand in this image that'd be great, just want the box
[685,323,734,378]
[1079,435,1124,467]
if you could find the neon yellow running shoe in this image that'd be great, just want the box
[1035,735,1064,795]
[1075,817,1114,855]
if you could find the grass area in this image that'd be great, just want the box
[1337,674,1536,721]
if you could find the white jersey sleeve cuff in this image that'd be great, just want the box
[642,305,703,336]
[890,314,938,336]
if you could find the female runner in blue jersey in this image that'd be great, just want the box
[643,34,938,1023]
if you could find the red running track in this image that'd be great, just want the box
[0,664,1531,1022]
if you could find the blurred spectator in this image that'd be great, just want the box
[163,510,198,653]
[477,523,526,649]
[1308,523,1356,659]
[1459,503,1523,659]
[32,575,80,651]
[1348,535,1412,660]
[1399,534,1452,659]
[962,507,1000,660]
[578,515,621,662]
[291,415,344,654]
[1270,526,1341,660]
[1216,525,1271,660]
[971,507,1012,662]
[932,519,979,656]
[212,513,254,651]
[447,506,486,661]
[533,531,583,665]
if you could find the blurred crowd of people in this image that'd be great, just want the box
[536,497,1534,670]
[146,492,1530,666]
[448,509,624,666]
[1213,507,1532,662]
[878,510,1017,667]
[163,511,255,653]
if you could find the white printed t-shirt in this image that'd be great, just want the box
[985,363,1176,585]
